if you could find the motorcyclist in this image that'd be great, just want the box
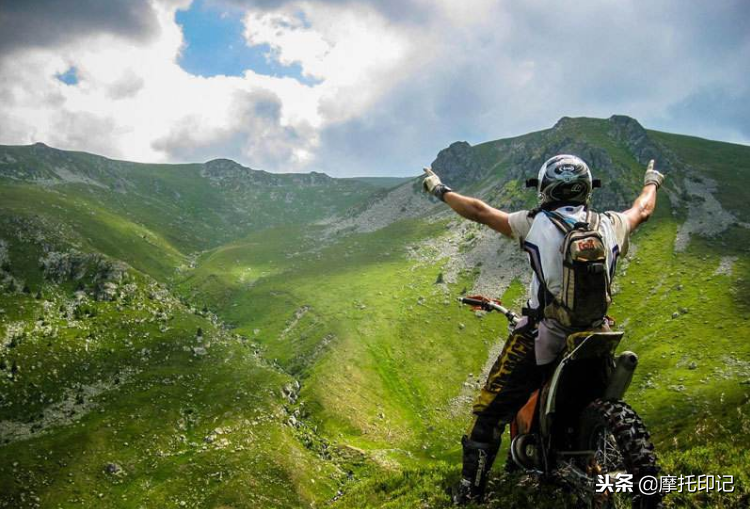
[422,154,664,504]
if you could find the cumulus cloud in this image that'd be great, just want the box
[153,88,315,168]
[0,0,318,169]
[0,0,160,55]
[107,70,146,100]
[243,2,409,122]
[220,0,431,23]
[310,0,750,174]
[0,0,747,176]
[49,111,121,158]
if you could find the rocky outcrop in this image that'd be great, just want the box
[323,178,431,233]
[39,250,127,300]
[202,159,335,189]
[607,115,662,166]
[430,141,485,188]
[673,176,738,252]
[327,116,660,236]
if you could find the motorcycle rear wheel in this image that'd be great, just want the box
[577,399,662,509]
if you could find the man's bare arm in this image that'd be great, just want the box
[623,160,664,232]
[443,191,513,237]
[623,184,658,231]
[422,167,513,237]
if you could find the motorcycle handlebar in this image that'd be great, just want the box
[460,297,487,308]
[459,296,520,326]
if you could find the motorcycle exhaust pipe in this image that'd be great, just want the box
[604,351,638,400]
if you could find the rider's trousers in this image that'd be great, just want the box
[466,319,552,443]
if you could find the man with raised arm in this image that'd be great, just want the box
[422,155,664,504]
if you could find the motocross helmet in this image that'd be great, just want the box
[535,154,594,206]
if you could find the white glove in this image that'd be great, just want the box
[422,167,442,193]
[643,160,664,190]
[422,167,453,201]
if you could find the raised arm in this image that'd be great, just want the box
[623,160,664,232]
[422,168,513,237]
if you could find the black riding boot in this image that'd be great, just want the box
[451,435,500,505]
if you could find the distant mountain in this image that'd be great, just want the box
[341,175,412,190]
[0,143,377,277]
[0,142,375,247]
[1,117,748,508]
[337,115,747,232]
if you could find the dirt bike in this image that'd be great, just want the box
[460,295,662,509]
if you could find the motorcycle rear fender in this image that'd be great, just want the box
[540,331,624,437]
[564,331,624,360]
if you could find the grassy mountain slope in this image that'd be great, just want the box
[176,116,750,507]
[326,119,750,508]
[345,177,412,190]
[1,116,749,508]
[0,214,346,508]
[0,144,377,257]
[0,147,380,508]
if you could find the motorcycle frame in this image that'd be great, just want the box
[510,331,626,474]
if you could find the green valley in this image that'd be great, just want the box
[1,116,748,508]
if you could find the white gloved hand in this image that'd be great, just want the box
[422,167,453,201]
[422,167,442,193]
[643,159,664,190]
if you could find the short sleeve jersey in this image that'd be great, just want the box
[507,205,631,311]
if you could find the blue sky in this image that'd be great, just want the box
[56,66,79,85]
[175,0,317,85]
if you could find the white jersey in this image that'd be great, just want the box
[507,205,631,364]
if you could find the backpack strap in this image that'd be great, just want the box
[521,240,557,321]
[549,209,601,232]
[527,206,543,218]
[542,210,574,234]
[585,210,601,231]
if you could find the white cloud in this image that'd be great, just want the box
[0,0,412,171]
[308,0,750,175]
[0,0,747,175]
[243,1,410,123]
[0,1,321,170]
